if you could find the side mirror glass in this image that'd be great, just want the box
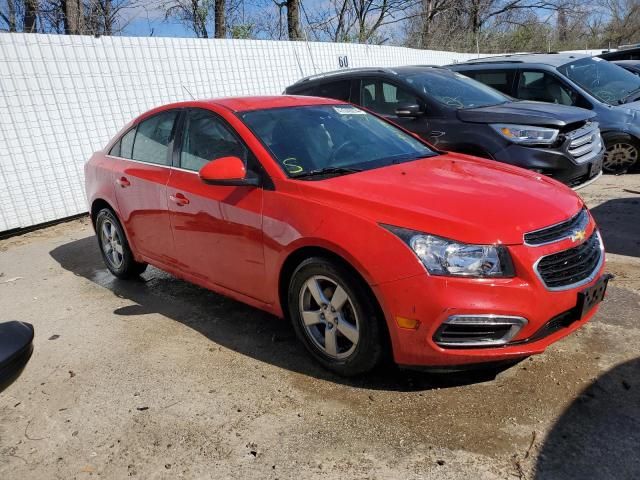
[0,321,34,393]
[198,156,259,187]
[395,103,422,118]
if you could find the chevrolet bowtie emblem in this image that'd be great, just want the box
[570,229,586,242]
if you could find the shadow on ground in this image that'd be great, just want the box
[536,357,640,479]
[50,236,513,391]
[590,197,640,258]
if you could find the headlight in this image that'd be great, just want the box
[490,123,559,145]
[384,226,515,277]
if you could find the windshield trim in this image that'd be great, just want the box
[236,104,441,180]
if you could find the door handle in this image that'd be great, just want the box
[169,193,190,206]
[116,176,131,188]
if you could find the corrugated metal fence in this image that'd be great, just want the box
[0,33,481,232]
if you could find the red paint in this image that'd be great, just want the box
[85,96,606,368]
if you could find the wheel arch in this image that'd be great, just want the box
[277,245,392,356]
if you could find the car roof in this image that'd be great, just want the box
[458,53,591,68]
[137,96,346,122]
[289,65,450,86]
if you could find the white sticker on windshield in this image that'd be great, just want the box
[592,56,603,61]
[333,106,366,115]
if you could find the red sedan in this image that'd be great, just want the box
[85,96,608,376]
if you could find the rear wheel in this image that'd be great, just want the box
[603,134,639,174]
[95,209,147,279]
[288,257,384,376]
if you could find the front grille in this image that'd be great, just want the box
[524,208,589,246]
[566,122,602,164]
[535,231,603,290]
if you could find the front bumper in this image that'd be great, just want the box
[493,143,604,190]
[373,228,607,367]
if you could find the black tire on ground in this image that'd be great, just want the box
[95,208,147,279]
[288,257,385,376]
[602,133,639,174]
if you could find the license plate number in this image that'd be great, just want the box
[577,275,610,318]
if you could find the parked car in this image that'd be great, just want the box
[0,321,34,392]
[85,96,609,376]
[284,66,603,189]
[599,46,640,61]
[450,53,640,173]
[612,60,640,76]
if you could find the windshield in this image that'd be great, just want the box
[558,57,640,104]
[240,105,436,178]
[405,71,510,109]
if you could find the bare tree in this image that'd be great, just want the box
[24,0,38,31]
[61,0,83,33]
[214,0,224,36]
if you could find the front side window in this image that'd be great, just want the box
[406,71,509,109]
[465,70,515,95]
[558,57,640,105]
[240,104,436,178]
[180,109,248,171]
[361,80,420,116]
[517,70,576,106]
[131,111,178,166]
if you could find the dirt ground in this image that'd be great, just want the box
[0,174,638,480]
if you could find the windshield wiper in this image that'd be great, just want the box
[291,166,363,179]
[618,88,640,104]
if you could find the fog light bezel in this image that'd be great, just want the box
[434,314,528,348]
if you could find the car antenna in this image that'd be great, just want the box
[182,85,195,100]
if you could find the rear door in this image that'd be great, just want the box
[167,108,267,301]
[109,110,179,264]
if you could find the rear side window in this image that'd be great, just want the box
[465,70,515,95]
[314,80,351,101]
[180,109,248,171]
[118,129,136,159]
[131,111,178,165]
[517,71,576,106]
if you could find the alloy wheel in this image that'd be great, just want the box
[604,142,638,173]
[100,219,124,269]
[298,275,360,359]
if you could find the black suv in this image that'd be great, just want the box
[450,53,640,173]
[285,66,603,188]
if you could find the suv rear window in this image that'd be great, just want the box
[294,80,351,101]
[464,70,514,95]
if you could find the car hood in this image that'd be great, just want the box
[297,153,584,245]
[457,101,595,127]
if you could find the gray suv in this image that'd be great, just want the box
[450,53,640,173]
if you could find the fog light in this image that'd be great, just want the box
[434,315,527,348]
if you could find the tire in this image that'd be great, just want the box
[288,257,385,376]
[95,208,147,279]
[603,133,639,174]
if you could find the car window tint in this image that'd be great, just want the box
[466,70,514,95]
[131,111,177,165]
[314,80,351,101]
[109,140,121,157]
[119,129,135,159]
[362,80,419,116]
[517,71,575,106]
[180,109,248,172]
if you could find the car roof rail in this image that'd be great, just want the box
[292,67,397,84]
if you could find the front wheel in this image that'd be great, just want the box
[603,134,639,174]
[288,257,385,376]
[95,209,147,279]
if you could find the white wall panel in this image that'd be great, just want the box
[0,33,482,231]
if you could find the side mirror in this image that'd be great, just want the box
[0,321,34,393]
[395,103,422,118]
[199,156,260,187]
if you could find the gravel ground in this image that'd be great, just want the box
[0,174,638,480]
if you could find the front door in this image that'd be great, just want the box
[167,108,267,301]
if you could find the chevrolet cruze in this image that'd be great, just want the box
[85,96,609,376]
